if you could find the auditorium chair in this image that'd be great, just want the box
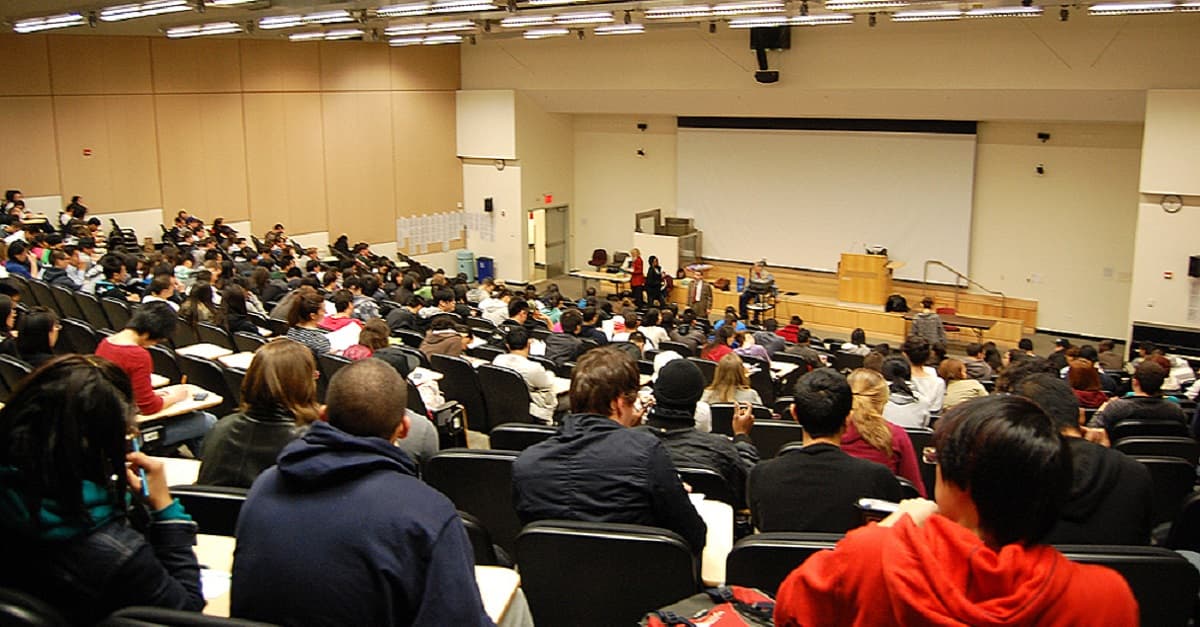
[1164,491,1200,552]
[0,355,32,402]
[709,403,773,436]
[740,354,775,407]
[467,344,504,362]
[232,332,267,354]
[394,329,424,349]
[904,427,937,497]
[488,423,557,452]
[724,532,842,595]
[171,318,200,349]
[0,586,69,627]
[431,354,493,433]
[196,322,234,351]
[897,477,922,500]
[458,510,503,567]
[1110,419,1191,440]
[74,292,111,331]
[57,318,99,355]
[423,448,521,554]
[27,280,56,315]
[676,466,739,507]
[49,285,84,321]
[1133,455,1196,526]
[744,419,804,459]
[100,298,133,331]
[659,340,694,357]
[587,249,608,271]
[1115,436,1200,466]
[147,345,183,385]
[687,357,717,386]
[1056,544,1199,627]
[168,485,248,537]
[177,354,238,418]
[102,607,275,626]
[516,520,698,627]
[831,351,865,373]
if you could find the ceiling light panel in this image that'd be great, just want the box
[100,0,193,22]
[524,27,569,38]
[1088,1,1176,13]
[376,0,499,17]
[385,20,476,34]
[12,13,87,33]
[259,10,355,29]
[165,20,244,37]
[890,8,962,20]
[594,23,644,33]
[824,0,908,10]
[728,13,852,26]
[963,6,1043,16]
[389,33,464,44]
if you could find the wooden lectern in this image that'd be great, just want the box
[837,253,901,305]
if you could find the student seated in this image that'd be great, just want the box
[773,395,1138,626]
[15,307,59,369]
[285,286,332,357]
[0,356,204,623]
[939,358,988,410]
[843,369,925,497]
[512,347,707,554]
[232,359,491,626]
[494,326,558,424]
[701,352,762,405]
[881,356,932,429]
[901,336,946,413]
[544,308,586,367]
[1091,360,1185,434]
[748,369,902,533]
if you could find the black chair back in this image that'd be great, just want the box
[222,367,245,408]
[103,606,276,625]
[100,298,132,331]
[0,355,33,402]
[725,532,842,595]
[0,586,70,627]
[232,332,267,354]
[261,317,288,338]
[168,485,248,537]
[752,419,806,458]
[516,520,698,627]
[1134,455,1196,525]
[392,344,430,370]
[395,329,424,348]
[171,318,200,349]
[897,476,922,499]
[49,285,84,321]
[489,422,557,452]
[687,357,717,385]
[530,355,557,373]
[676,466,739,507]
[6,276,32,304]
[27,281,56,315]
[467,344,504,362]
[1115,436,1199,465]
[709,403,773,436]
[831,351,865,372]
[74,292,111,330]
[318,353,353,388]
[740,354,775,407]
[774,395,794,416]
[57,318,99,355]
[177,354,238,418]
[430,354,491,433]
[904,427,936,497]
[636,359,654,375]
[196,322,234,350]
[1165,491,1200,552]
[423,449,521,553]
[478,363,534,427]
[148,345,182,384]
[458,510,501,567]
[1111,419,1190,440]
[465,316,496,332]
[659,340,694,357]
[1057,544,1200,627]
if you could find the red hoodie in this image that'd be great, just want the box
[775,515,1137,626]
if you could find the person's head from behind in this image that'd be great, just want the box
[901,335,931,367]
[1077,345,1099,363]
[560,309,583,336]
[790,369,852,437]
[148,274,174,299]
[1097,339,1115,354]
[358,319,390,351]
[881,355,914,396]
[127,301,177,343]
[847,367,888,418]
[850,328,866,346]
[508,298,531,322]
[0,295,14,333]
[921,296,934,310]
[1067,362,1101,392]
[243,339,321,425]
[569,346,640,426]
[709,352,749,394]
[795,327,811,346]
[324,358,409,441]
[331,289,354,315]
[652,358,705,419]
[932,395,1071,548]
[937,358,967,381]
[287,287,325,327]
[1013,373,1082,435]
[0,355,135,530]
[504,326,531,354]
[17,307,59,357]
[100,253,126,280]
[1018,338,1034,352]
[965,342,984,359]
[1132,360,1167,395]
[862,351,884,372]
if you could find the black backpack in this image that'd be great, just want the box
[885,294,909,313]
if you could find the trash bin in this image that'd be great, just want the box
[736,276,746,292]
[476,256,494,282]
[456,250,476,283]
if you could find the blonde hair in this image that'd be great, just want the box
[847,368,893,460]
[706,353,751,402]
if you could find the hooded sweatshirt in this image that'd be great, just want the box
[1043,437,1154,545]
[231,421,492,627]
[419,329,465,359]
[775,515,1137,627]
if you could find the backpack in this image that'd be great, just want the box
[641,586,775,627]
[885,293,909,313]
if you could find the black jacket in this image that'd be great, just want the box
[232,422,491,626]
[748,443,902,533]
[1043,437,1154,545]
[41,266,78,289]
[512,413,707,553]
[197,407,306,489]
[1091,395,1187,433]
[543,332,584,367]
[636,408,759,506]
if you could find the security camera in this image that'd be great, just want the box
[1036,163,1045,176]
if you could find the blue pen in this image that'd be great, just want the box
[131,436,150,499]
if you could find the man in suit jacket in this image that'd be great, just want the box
[686,269,713,321]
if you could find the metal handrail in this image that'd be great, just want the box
[922,260,1007,319]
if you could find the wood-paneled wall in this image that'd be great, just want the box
[0,34,462,245]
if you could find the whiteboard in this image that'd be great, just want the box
[676,128,976,282]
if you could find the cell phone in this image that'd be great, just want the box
[856,498,899,523]
[192,391,209,401]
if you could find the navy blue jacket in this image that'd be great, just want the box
[231,421,492,627]
[512,413,707,553]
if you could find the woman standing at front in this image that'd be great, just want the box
[629,248,645,308]
[645,255,664,308]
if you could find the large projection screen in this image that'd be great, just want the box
[676,125,977,283]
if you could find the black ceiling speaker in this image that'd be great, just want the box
[749,26,791,51]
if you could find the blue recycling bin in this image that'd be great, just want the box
[456,250,476,283]
[476,256,494,282]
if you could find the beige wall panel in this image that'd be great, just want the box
[390,45,460,92]
[53,96,112,209]
[319,42,390,92]
[156,94,249,219]
[240,40,320,93]
[0,97,59,196]
[322,92,394,243]
[49,36,152,95]
[151,39,241,94]
[392,92,461,218]
[105,96,161,210]
[0,36,50,95]
[243,93,327,236]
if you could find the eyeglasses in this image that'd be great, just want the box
[921,446,938,465]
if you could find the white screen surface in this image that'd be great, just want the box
[676,128,976,282]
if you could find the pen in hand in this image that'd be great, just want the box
[130,436,150,499]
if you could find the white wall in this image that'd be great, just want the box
[1140,91,1200,196]
[516,91,574,272]
[463,162,524,281]
[456,90,516,160]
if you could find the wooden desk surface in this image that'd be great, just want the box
[137,385,222,423]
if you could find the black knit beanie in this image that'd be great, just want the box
[653,359,705,412]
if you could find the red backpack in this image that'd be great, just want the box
[641,586,775,627]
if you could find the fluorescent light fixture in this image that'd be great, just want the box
[377,0,497,17]
[891,8,962,20]
[1180,1,1200,10]
[645,5,716,18]
[100,0,193,22]
[528,0,578,5]
[824,0,907,9]
[165,20,244,38]
[13,13,87,33]
[963,6,1043,16]
[500,15,555,26]
[524,27,569,38]
[554,11,614,23]
[204,0,259,5]
[385,20,475,34]
[594,23,644,33]
[1088,1,1174,13]
[389,34,463,44]
[289,28,365,41]
[729,13,851,26]
[260,10,354,29]
[288,30,327,41]
[711,1,784,15]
